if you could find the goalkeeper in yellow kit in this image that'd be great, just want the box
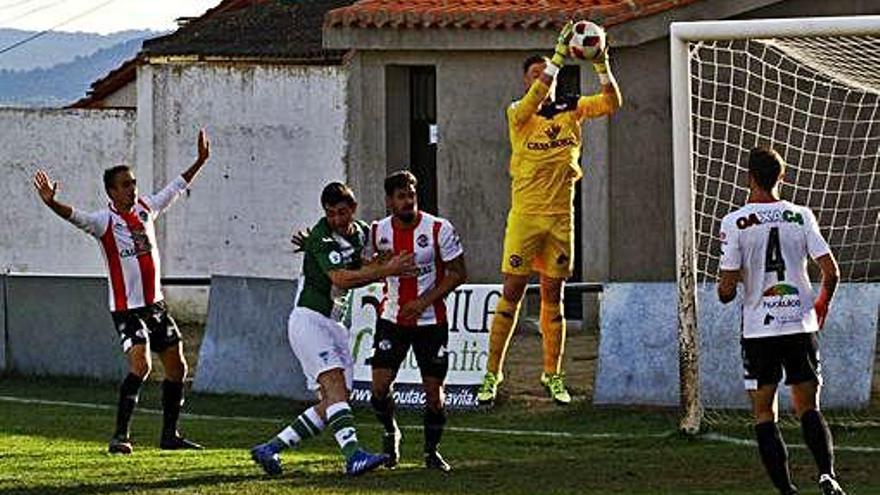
[478,21,622,405]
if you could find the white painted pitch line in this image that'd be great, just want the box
[701,432,880,454]
[0,395,665,440]
[2,395,879,453]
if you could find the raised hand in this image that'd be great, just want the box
[197,128,210,163]
[33,169,59,206]
[552,20,574,66]
[593,43,609,64]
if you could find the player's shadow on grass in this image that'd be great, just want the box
[2,473,267,495]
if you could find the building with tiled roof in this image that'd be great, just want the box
[73,0,353,108]
[324,0,700,30]
[66,0,880,299]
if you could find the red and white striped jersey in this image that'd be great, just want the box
[67,176,189,312]
[369,212,464,326]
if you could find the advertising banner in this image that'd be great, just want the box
[348,284,501,409]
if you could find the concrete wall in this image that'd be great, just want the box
[0,275,6,373]
[345,0,880,286]
[346,51,609,284]
[595,283,879,408]
[194,276,311,399]
[0,108,136,275]
[139,62,348,280]
[4,275,127,380]
[101,80,136,108]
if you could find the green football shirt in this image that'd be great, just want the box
[296,217,369,321]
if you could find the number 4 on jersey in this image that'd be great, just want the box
[765,226,786,280]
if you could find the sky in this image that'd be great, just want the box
[0,0,221,34]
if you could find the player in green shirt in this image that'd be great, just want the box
[251,182,414,477]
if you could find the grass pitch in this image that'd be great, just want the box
[0,375,879,494]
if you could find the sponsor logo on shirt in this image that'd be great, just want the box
[761,283,803,324]
[415,263,434,276]
[735,210,804,230]
[526,137,576,151]
[119,225,152,258]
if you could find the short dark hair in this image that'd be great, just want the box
[748,146,785,191]
[320,182,357,208]
[522,54,548,74]
[384,170,418,197]
[103,165,131,192]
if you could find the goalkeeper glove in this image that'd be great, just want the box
[592,44,612,85]
[550,20,574,68]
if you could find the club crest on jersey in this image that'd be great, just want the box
[556,253,569,266]
[379,237,390,246]
[509,254,523,268]
[319,350,331,364]
[378,339,392,351]
[417,234,429,248]
[544,124,562,140]
[328,251,342,264]
[139,211,148,222]
[736,210,804,230]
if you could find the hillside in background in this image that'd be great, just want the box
[0,34,151,107]
[0,29,154,71]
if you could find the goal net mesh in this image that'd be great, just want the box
[689,36,880,283]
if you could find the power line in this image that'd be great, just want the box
[0,0,43,12]
[0,0,120,56]
[0,0,70,26]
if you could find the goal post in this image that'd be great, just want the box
[670,16,880,435]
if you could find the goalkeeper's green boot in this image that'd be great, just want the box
[477,371,503,405]
[540,372,572,405]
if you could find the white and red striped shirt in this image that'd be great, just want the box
[369,212,464,326]
[67,176,189,312]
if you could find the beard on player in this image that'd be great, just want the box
[385,171,419,225]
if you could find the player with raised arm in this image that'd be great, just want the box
[368,171,467,472]
[250,182,415,477]
[33,129,211,454]
[478,21,622,405]
[717,147,844,495]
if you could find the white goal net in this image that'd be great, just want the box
[690,35,880,283]
[671,16,880,434]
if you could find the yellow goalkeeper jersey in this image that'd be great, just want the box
[507,80,616,215]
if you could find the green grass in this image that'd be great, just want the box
[0,375,879,494]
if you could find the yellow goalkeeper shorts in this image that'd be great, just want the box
[500,212,574,279]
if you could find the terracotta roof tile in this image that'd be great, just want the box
[325,0,702,29]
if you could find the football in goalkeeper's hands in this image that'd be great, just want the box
[568,20,606,61]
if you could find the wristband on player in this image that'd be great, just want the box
[543,61,561,78]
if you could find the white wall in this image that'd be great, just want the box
[102,80,136,108]
[140,62,349,279]
[0,109,136,274]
